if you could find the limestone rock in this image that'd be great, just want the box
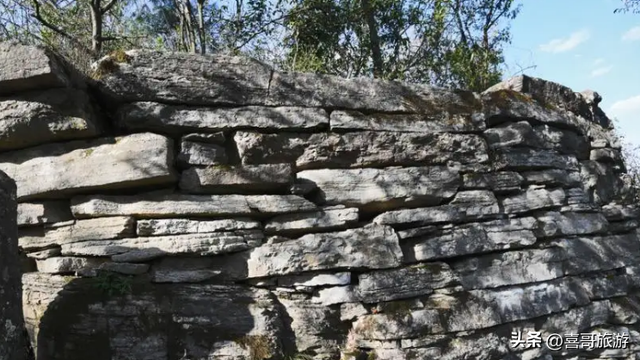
[312,286,358,306]
[0,42,83,95]
[500,188,566,214]
[97,262,150,275]
[71,194,317,218]
[179,164,293,193]
[277,272,352,288]
[340,303,368,321]
[521,169,581,187]
[264,207,359,236]
[493,148,579,171]
[297,166,460,210]
[0,89,101,151]
[17,201,73,227]
[268,71,483,113]
[409,218,538,261]
[118,102,328,133]
[0,133,176,200]
[0,170,30,360]
[552,234,640,275]
[602,204,640,221]
[330,110,485,133]
[177,141,227,167]
[535,211,609,237]
[373,190,500,227]
[151,269,222,283]
[357,263,459,303]
[26,248,61,260]
[94,50,273,105]
[247,225,402,278]
[137,218,260,236]
[580,160,629,205]
[60,230,264,257]
[461,171,523,192]
[452,248,566,290]
[36,257,106,274]
[234,131,488,169]
[19,216,135,250]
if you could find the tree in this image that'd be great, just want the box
[615,0,640,13]
[280,0,520,91]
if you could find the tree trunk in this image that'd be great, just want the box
[196,0,206,54]
[89,0,103,56]
[360,0,383,78]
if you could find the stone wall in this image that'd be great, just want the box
[2,41,640,360]
[0,169,31,360]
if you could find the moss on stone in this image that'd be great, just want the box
[90,50,131,80]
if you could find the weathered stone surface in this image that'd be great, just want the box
[340,303,368,321]
[0,41,81,95]
[179,164,293,193]
[602,204,640,221]
[581,160,630,205]
[0,170,30,360]
[26,248,61,260]
[356,263,459,303]
[264,207,359,236]
[452,248,566,290]
[277,272,352,288]
[330,110,485,133]
[36,257,106,274]
[354,277,589,340]
[485,75,612,129]
[247,225,402,278]
[60,230,264,257]
[151,269,221,283]
[71,194,317,218]
[408,218,538,261]
[373,190,500,226]
[23,273,287,360]
[0,89,101,151]
[177,141,227,167]
[493,148,579,171]
[535,211,609,237]
[500,188,565,214]
[235,131,488,169]
[97,262,150,275]
[297,166,460,210]
[0,133,176,200]
[275,293,345,357]
[550,234,640,275]
[94,50,273,105]
[461,171,523,192]
[19,216,135,250]
[312,286,358,306]
[137,218,260,236]
[17,201,73,227]
[268,71,483,113]
[380,332,510,360]
[521,169,581,187]
[118,102,328,133]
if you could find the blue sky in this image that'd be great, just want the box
[502,0,640,148]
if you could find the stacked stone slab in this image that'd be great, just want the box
[1,43,640,360]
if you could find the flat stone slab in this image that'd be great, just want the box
[357,263,460,303]
[19,216,135,250]
[0,42,82,95]
[330,110,485,133]
[373,190,500,227]
[0,132,176,200]
[137,218,260,236]
[247,224,403,278]
[179,164,294,193]
[267,71,483,114]
[297,166,460,211]
[177,140,227,167]
[94,50,273,105]
[500,188,566,214]
[17,201,73,227]
[461,171,523,192]
[71,194,317,218]
[118,103,329,133]
[0,89,102,151]
[264,206,359,236]
[409,218,538,261]
[61,230,264,257]
[235,131,488,169]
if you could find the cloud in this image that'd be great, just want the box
[593,58,605,66]
[539,29,590,53]
[591,66,613,77]
[622,26,640,41]
[610,95,640,118]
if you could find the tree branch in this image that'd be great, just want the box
[101,0,117,15]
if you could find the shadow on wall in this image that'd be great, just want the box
[24,247,299,360]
